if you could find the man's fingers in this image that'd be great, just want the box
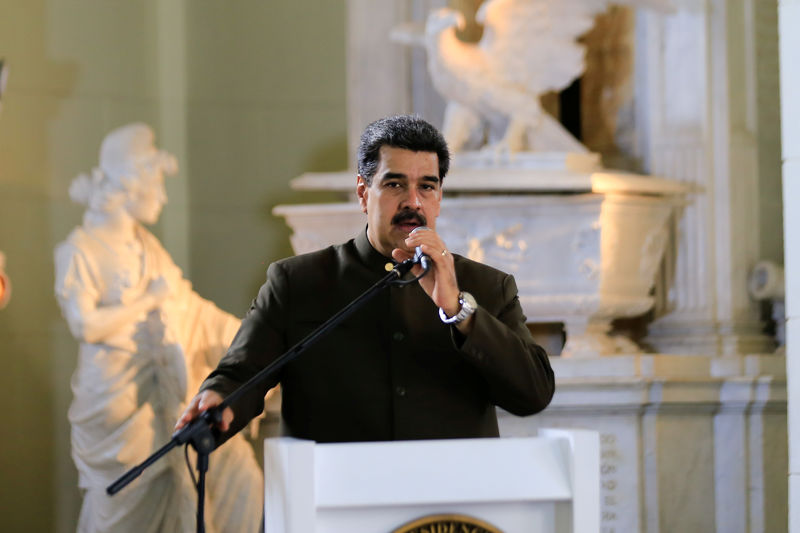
[174,395,201,430]
[175,407,198,430]
[220,407,234,432]
[392,248,412,263]
[174,391,226,431]
[198,392,222,411]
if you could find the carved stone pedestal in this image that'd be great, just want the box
[275,166,687,357]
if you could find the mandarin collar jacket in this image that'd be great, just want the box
[202,229,554,443]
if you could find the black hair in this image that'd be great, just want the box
[357,115,450,185]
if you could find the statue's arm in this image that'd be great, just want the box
[54,243,168,343]
[64,281,167,344]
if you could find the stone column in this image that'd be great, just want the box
[346,0,452,165]
[346,0,414,165]
[779,0,800,528]
[497,355,786,533]
[639,0,779,355]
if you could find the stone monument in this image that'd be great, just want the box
[273,1,787,530]
[54,124,262,533]
[401,0,671,159]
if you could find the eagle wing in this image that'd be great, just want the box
[477,0,609,94]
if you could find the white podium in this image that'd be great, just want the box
[264,429,599,533]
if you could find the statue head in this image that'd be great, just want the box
[70,123,177,225]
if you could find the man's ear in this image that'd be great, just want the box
[356,175,369,214]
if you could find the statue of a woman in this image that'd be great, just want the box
[54,123,262,533]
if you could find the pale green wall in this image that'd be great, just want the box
[185,0,347,314]
[0,1,346,530]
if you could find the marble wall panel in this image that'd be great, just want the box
[496,363,786,533]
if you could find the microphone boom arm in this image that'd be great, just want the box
[106,252,431,532]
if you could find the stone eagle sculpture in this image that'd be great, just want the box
[423,0,672,155]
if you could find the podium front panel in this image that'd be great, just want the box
[264,430,598,532]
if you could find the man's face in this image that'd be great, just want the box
[357,145,442,257]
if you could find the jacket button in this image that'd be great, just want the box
[395,386,407,397]
[393,331,405,342]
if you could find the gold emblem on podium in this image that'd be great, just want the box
[392,513,503,533]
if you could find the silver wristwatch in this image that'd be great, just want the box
[439,291,477,324]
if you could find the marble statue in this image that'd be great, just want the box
[54,124,262,533]
[421,0,671,156]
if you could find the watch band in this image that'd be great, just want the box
[439,291,477,325]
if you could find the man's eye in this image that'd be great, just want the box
[386,182,401,188]
[421,184,435,191]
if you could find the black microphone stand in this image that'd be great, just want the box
[106,255,430,533]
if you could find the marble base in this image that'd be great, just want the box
[498,353,787,533]
[644,318,776,356]
[288,167,689,195]
[451,151,602,173]
[275,167,687,358]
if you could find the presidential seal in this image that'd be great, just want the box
[392,513,503,533]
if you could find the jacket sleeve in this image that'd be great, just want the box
[455,273,555,416]
[199,261,289,439]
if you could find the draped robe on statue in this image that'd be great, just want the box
[55,223,262,533]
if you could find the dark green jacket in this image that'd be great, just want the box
[202,230,554,443]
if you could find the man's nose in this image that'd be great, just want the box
[402,188,422,209]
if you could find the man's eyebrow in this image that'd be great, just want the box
[379,172,440,184]
[380,172,407,181]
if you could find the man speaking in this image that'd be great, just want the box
[176,115,555,443]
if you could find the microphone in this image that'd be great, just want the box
[414,245,430,272]
[410,227,431,272]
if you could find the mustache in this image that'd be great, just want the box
[391,209,427,227]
